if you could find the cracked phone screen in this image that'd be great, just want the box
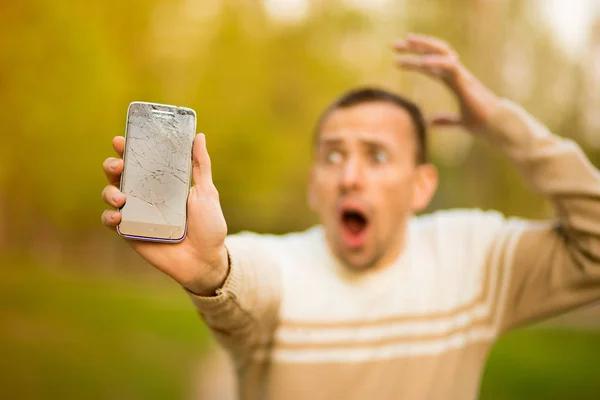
[120,103,195,236]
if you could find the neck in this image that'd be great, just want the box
[370,219,409,272]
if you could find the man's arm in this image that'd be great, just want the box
[101,134,281,365]
[394,33,600,331]
[483,100,600,331]
[186,232,282,366]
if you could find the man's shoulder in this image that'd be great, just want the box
[410,208,507,251]
[408,209,510,278]
[413,208,506,230]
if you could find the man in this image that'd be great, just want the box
[101,34,600,399]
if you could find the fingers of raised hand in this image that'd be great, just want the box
[395,54,457,78]
[429,112,462,127]
[394,33,455,56]
[102,185,126,208]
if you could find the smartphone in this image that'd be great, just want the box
[117,101,196,242]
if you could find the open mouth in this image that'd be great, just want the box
[340,207,369,249]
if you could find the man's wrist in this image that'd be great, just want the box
[454,66,501,134]
[183,246,230,297]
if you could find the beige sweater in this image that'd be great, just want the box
[187,100,600,400]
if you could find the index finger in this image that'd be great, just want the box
[113,136,125,158]
[394,33,454,56]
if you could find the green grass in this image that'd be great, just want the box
[0,262,212,399]
[1,261,600,399]
[481,328,600,399]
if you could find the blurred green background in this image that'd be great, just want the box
[2,0,600,398]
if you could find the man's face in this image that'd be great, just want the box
[309,101,432,271]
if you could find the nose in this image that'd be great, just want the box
[339,156,364,193]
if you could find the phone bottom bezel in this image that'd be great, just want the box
[117,220,188,243]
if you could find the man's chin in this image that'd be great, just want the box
[324,228,380,271]
[336,247,380,272]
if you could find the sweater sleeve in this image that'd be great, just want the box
[481,99,600,332]
[185,232,282,367]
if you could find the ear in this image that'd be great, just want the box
[307,167,318,211]
[411,163,438,213]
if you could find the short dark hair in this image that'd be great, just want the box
[314,87,427,164]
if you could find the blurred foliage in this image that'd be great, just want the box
[1,0,600,267]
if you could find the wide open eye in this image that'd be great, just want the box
[371,150,388,165]
[325,150,343,165]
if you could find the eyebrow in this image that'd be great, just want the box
[318,136,393,149]
[318,138,344,147]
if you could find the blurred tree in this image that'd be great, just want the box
[0,0,598,269]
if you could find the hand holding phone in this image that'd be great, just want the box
[101,103,229,296]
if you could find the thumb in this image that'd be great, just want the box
[429,112,462,127]
[192,133,213,188]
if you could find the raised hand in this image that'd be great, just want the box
[393,33,500,133]
[101,134,229,296]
